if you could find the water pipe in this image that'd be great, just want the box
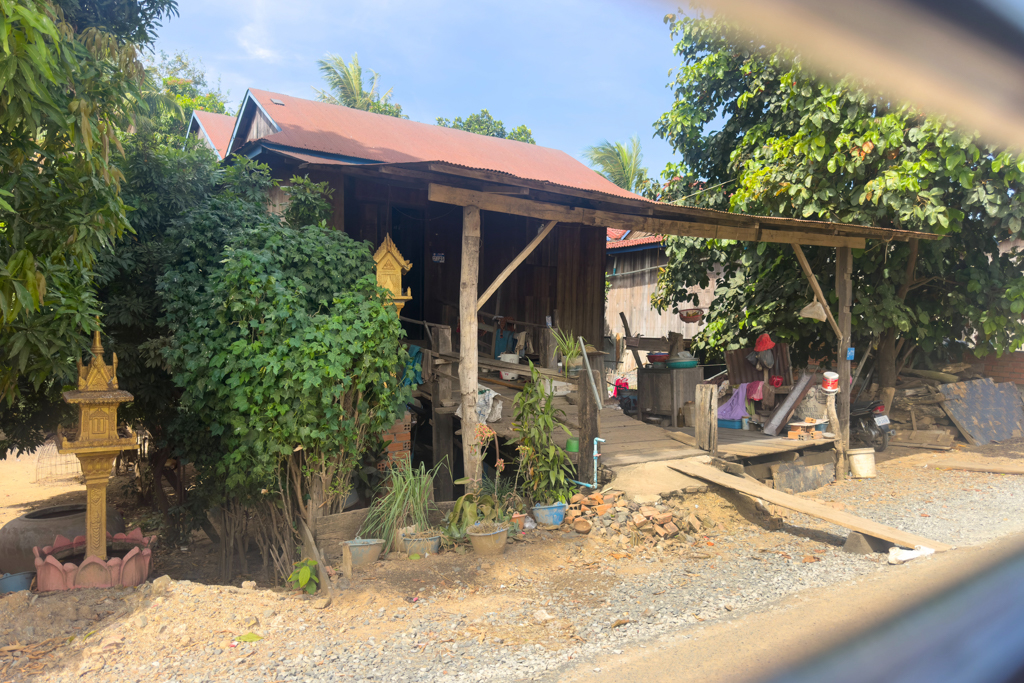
[592,437,605,488]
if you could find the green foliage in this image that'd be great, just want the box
[314,52,406,118]
[283,176,333,230]
[160,158,413,529]
[652,11,1024,375]
[436,109,536,144]
[0,0,175,406]
[359,459,439,553]
[582,135,651,194]
[287,558,319,594]
[146,50,231,136]
[443,489,501,542]
[550,328,582,377]
[510,363,574,505]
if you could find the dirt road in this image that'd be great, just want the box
[558,532,1024,683]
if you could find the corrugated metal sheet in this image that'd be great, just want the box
[191,110,235,160]
[725,344,794,385]
[238,89,644,203]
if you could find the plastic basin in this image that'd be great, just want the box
[532,503,567,526]
[403,535,441,557]
[467,525,508,556]
[0,572,35,593]
[345,539,385,567]
[668,360,699,368]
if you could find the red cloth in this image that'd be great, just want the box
[754,333,775,352]
[769,375,784,387]
[746,381,764,401]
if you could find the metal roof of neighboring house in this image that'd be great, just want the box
[230,89,645,203]
[189,110,235,160]
[606,234,664,250]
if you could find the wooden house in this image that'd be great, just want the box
[189,89,937,502]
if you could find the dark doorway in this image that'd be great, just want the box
[390,207,426,338]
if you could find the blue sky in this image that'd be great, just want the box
[153,0,684,177]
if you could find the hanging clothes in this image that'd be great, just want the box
[746,380,764,401]
[718,382,751,420]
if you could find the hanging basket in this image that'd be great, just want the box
[678,309,703,323]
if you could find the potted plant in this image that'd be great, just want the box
[359,460,441,555]
[551,328,583,378]
[511,363,576,525]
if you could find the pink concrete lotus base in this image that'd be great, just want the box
[32,527,157,591]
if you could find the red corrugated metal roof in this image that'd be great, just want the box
[240,89,645,202]
[606,235,664,250]
[606,228,629,240]
[192,110,235,160]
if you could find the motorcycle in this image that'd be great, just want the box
[850,400,892,452]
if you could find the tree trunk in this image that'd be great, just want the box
[875,238,919,410]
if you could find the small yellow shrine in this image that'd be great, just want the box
[373,233,413,315]
[58,328,136,561]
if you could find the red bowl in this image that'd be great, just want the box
[647,353,670,362]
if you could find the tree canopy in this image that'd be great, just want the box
[652,12,1024,387]
[436,109,535,144]
[583,135,651,194]
[313,52,406,118]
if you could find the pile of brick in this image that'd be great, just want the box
[561,491,720,550]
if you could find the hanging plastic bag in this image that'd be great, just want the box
[799,301,827,321]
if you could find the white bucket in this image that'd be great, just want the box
[848,447,877,478]
[499,353,520,380]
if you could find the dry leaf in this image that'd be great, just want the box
[802,555,820,563]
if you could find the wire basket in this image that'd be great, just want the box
[32,441,83,485]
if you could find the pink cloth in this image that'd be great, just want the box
[746,381,764,401]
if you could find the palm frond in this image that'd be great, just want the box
[583,135,648,193]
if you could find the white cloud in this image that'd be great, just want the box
[236,25,280,62]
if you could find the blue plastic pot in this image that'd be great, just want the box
[345,539,385,567]
[0,572,35,593]
[532,502,568,526]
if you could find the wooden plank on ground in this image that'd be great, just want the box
[890,430,955,450]
[670,460,953,551]
[931,460,1024,475]
[938,378,1024,446]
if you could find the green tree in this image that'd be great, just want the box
[313,52,406,118]
[0,0,178,408]
[652,11,1024,391]
[145,50,230,136]
[583,135,650,194]
[436,109,535,144]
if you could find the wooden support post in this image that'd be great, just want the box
[432,325,454,501]
[619,311,643,370]
[459,206,483,491]
[791,243,842,338]
[477,220,557,311]
[695,384,718,455]
[836,246,853,480]
[577,356,601,486]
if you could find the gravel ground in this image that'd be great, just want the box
[7,450,1024,683]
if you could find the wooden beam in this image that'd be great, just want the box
[430,183,868,248]
[429,184,581,222]
[477,220,557,311]
[837,246,853,465]
[437,351,576,383]
[670,460,953,551]
[431,325,454,501]
[459,206,483,492]
[791,243,843,338]
[695,384,718,455]
[932,460,1024,475]
[378,166,530,195]
[618,311,643,369]
[577,359,601,485]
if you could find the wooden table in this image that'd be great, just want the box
[637,366,703,428]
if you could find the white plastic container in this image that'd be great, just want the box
[848,447,877,478]
[499,353,520,380]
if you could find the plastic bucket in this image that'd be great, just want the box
[467,525,508,556]
[499,353,520,380]
[822,372,839,393]
[532,503,567,526]
[403,535,441,557]
[0,572,35,593]
[565,438,580,453]
[849,448,877,478]
[345,539,385,567]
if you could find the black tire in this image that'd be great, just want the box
[873,427,890,453]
